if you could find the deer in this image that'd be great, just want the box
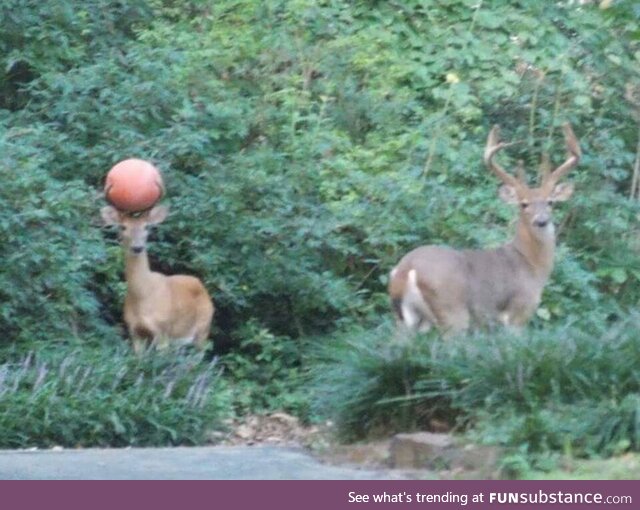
[388,123,581,336]
[101,205,214,354]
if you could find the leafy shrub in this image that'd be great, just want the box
[0,124,118,343]
[221,320,308,417]
[3,0,637,349]
[0,0,153,111]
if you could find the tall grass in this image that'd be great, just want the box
[0,344,233,448]
[311,314,640,457]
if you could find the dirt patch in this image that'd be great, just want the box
[213,414,502,479]
[214,413,325,447]
[316,440,393,469]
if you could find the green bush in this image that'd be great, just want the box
[3,0,637,348]
[221,320,308,417]
[0,125,118,343]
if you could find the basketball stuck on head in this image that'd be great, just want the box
[105,158,164,213]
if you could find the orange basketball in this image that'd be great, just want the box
[105,159,164,213]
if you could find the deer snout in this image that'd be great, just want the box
[131,246,145,254]
[533,215,551,228]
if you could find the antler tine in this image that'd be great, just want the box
[483,125,520,187]
[544,123,581,187]
[155,178,166,200]
[516,160,526,183]
[538,153,551,184]
[104,183,117,208]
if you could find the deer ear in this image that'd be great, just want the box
[550,182,574,202]
[147,205,169,225]
[101,205,121,226]
[498,185,519,205]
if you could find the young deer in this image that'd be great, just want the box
[389,123,581,335]
[101,205,214,353]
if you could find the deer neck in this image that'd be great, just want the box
[124,250,153,296]
[512,219,556,279]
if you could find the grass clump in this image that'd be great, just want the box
[310,323,454,440]
[311,314,640,458]
[0,344,233,448]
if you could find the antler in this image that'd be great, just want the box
[538,153,551,184]
[104,182,116,207]
[543,123,581,189]
[155,177,166,200]
[484,125,521,187]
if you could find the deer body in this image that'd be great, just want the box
[103,205,214,353]
[389,124,580,335]
[390,227,554,333]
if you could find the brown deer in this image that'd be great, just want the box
[101,205,214,353]
[388,123,581,335]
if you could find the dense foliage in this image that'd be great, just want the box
[1,1,639,456]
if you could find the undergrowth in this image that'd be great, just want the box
[311,314,640,460]
[0,343,232,448]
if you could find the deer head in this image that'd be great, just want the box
[101,205,169,255]
[484,123,581,239]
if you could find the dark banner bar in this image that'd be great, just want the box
[1,480,638,510]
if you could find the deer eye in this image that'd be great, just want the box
[520,202,529,210]
[547,200,554,207]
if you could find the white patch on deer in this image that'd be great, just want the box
[154,334,195,351]
[544,222,555,236]
[174,336,196,347]
[170,327,199,347]
[400,269,432,331]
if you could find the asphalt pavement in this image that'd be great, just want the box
[0,445,407,480]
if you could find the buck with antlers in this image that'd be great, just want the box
[101,205,214,353]
[388,123,581,335]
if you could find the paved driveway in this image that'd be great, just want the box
[0,445,408,480]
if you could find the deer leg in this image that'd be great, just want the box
[153,335,172,351]
[130,324,155,355]
[131,338,147,355]
[392,300,436,343]
[503,314,528,336]
[504,296,539,331]
[193,321,212,351]
[441,309,470,338]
